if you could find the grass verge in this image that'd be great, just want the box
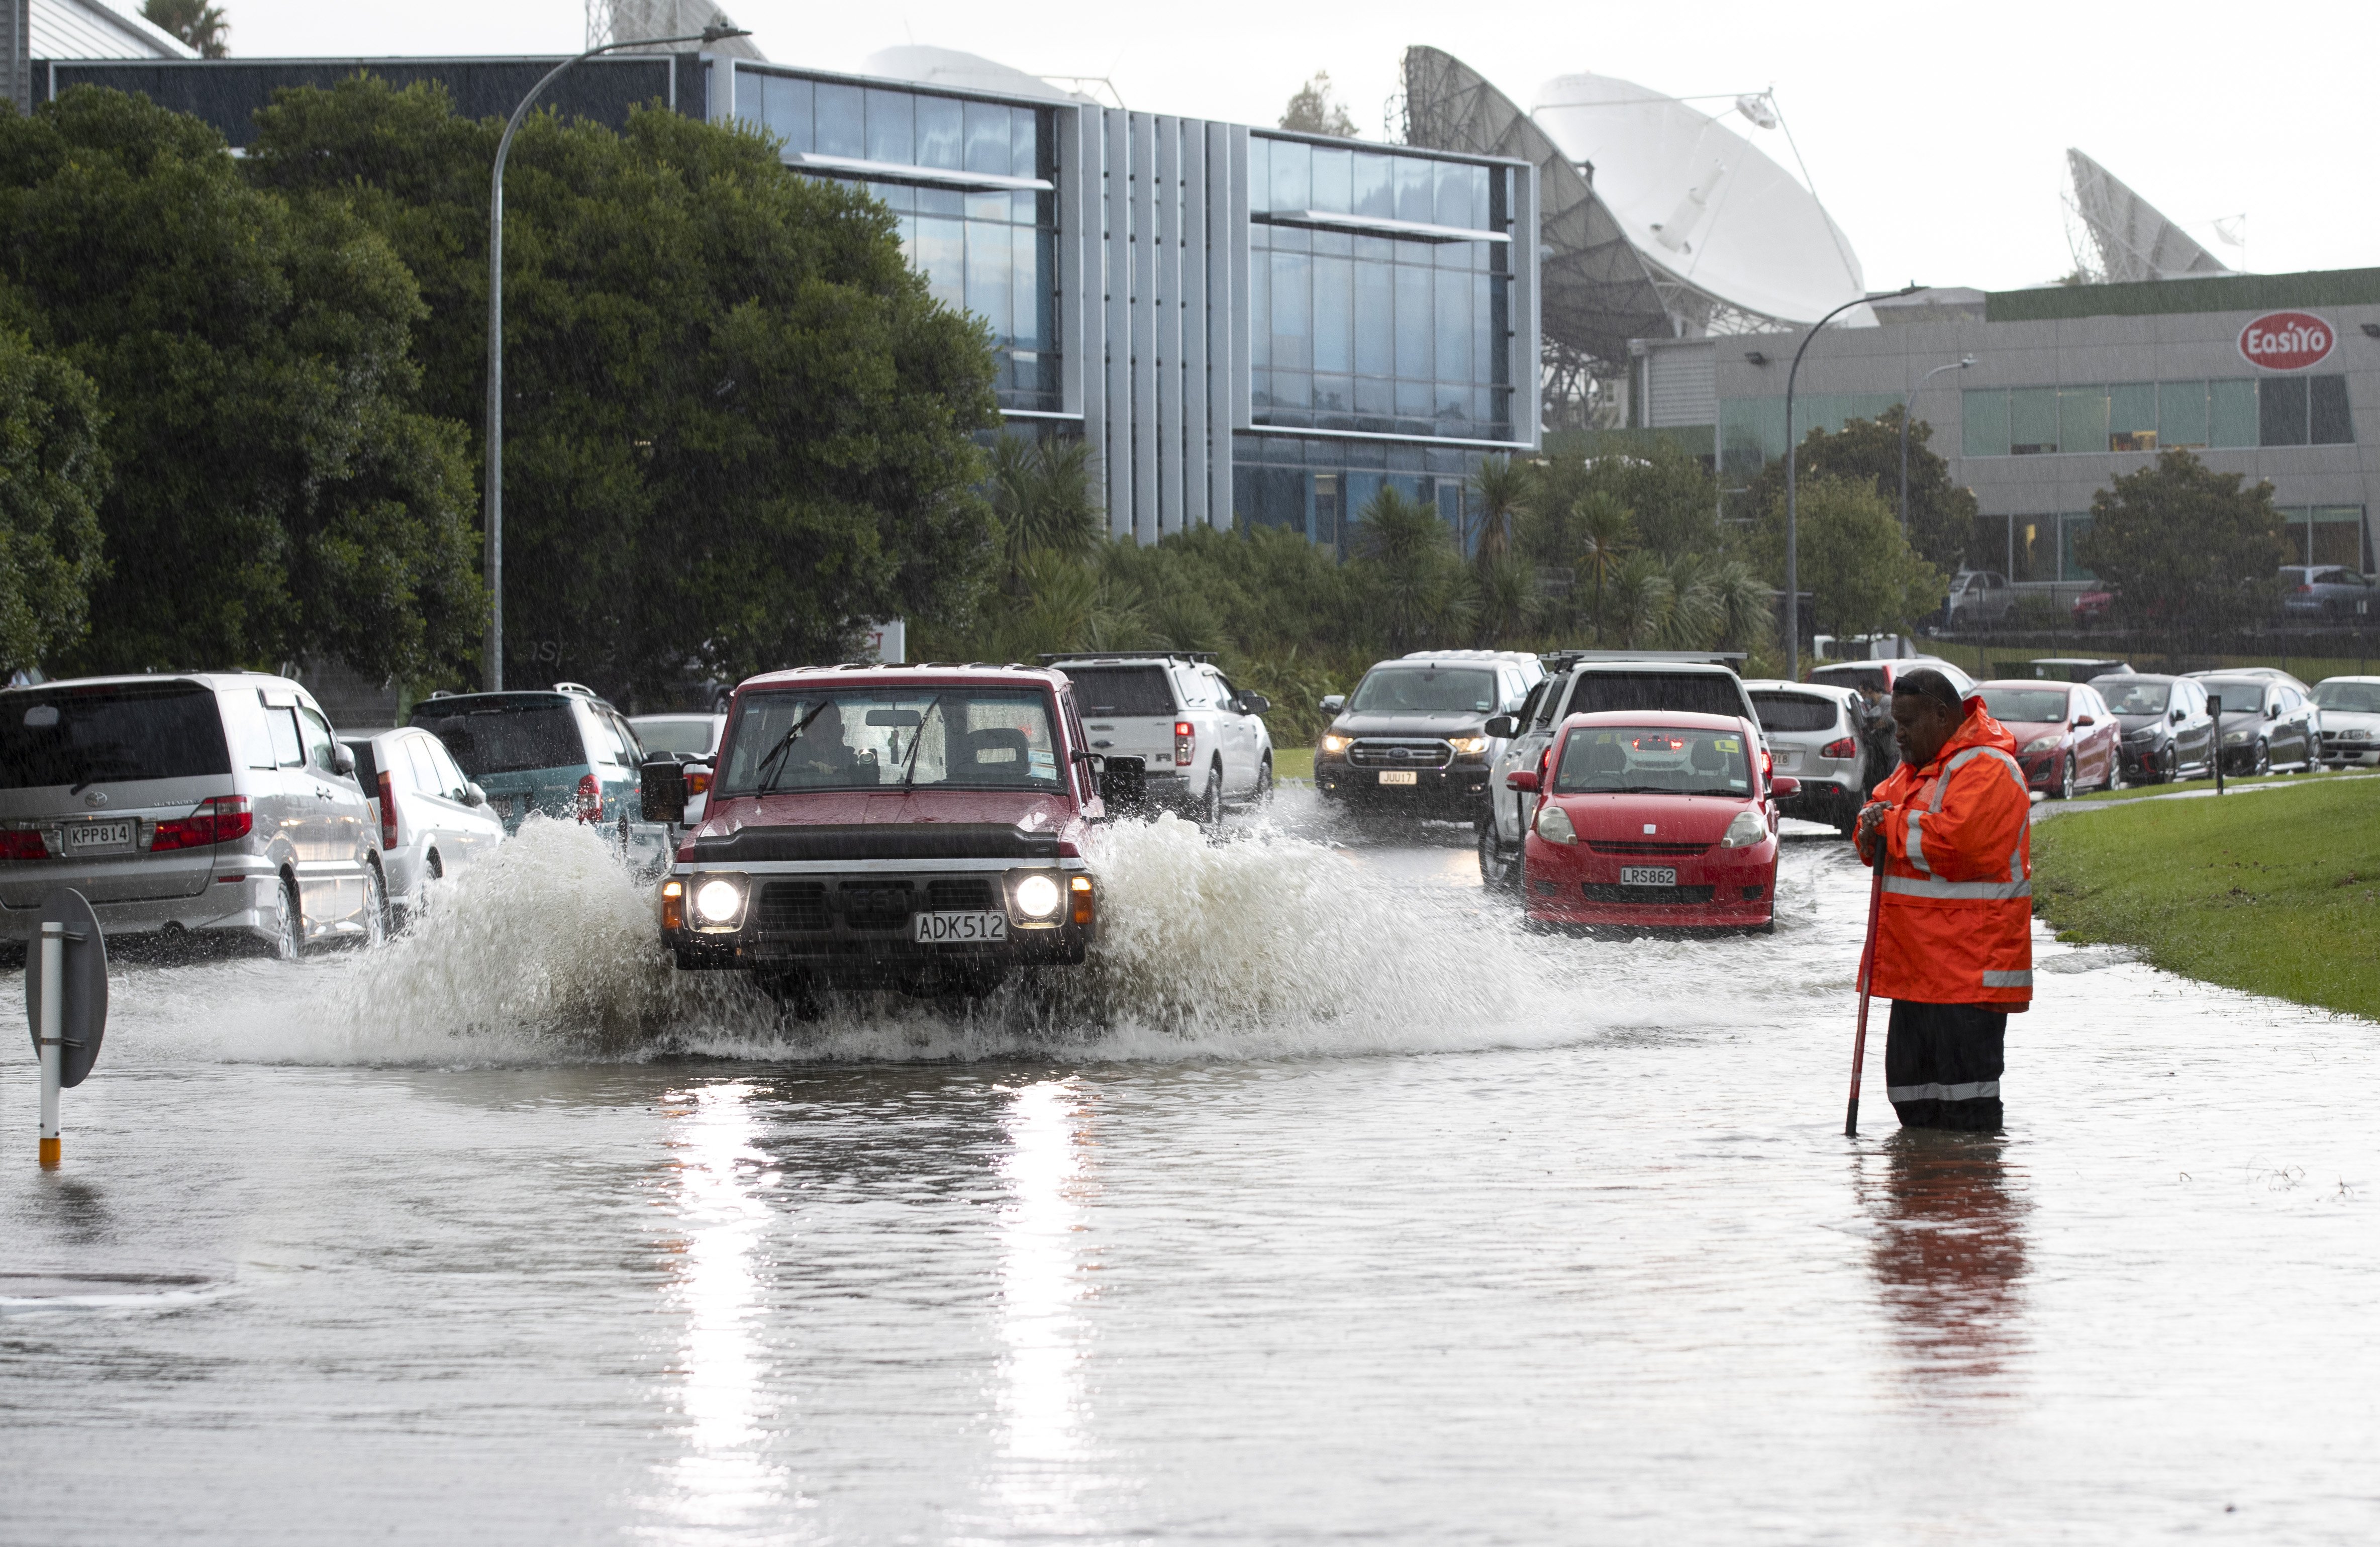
[1271,746,1314,782]
[2060,767,2350,805]
[2030,777,2380,1020]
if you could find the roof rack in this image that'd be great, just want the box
[552,681,600,698]
[1541,649,1747,671]
[1037,650,1217,664]
[1397,648,1540,662]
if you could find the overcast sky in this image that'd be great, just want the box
[211,0,2370,296]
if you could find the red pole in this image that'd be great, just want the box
[1845,847,1886,1138]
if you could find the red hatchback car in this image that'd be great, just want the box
[1974,680,2120,799]
[1507,710,1795,932]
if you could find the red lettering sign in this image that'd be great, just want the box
[2238,311,2334,371]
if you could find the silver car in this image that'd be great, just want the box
[0,673,386,956]
[342,727,508,917]
[1742,680,1871,834]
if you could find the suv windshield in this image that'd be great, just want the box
[1349,668,1498,714]
[1979,688,2071,723]
[412,697,584,775]
[1566,671,1744,719]
[716,687,1061,796]
[1748,693,1838,733]
[2100,681,2171,715]
[2312,681,2380,713]
[1553,724,1751,797]
[1061,666,1174,718]
[0,685,232,790]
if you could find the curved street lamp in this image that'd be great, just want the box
[1900,354,1974,537]
[483,24,752,692]
[1785,284,1922,680]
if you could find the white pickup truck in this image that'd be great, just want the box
[1043,653,1274,824]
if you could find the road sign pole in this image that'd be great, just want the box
[37,919,61,1167]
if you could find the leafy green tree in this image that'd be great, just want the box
[1351,486,1474,650]
[1580,438,1720,559]
[140,0,230,58]
[1467,454,1530,558]
[1278,72,1358,138]
[1738,409,1979,575]
[2074,449,2290,648]
[245,75,1000,701]
[987,432,1102,583]
[0,330,109,673]
[1751,472,1944,640]
[0,87,482,681]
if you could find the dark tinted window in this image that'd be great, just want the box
[1063,666,1175,718]
[343,739,380,789]
[1553,724,1751,796]
[1566,670,1745,719]
[411,697,585,775]
[0,685,231,789]
[1810,665,1888,695]
[1749,693,1839,733]
[1979,688,2071,723]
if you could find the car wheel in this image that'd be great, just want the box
[2056,756,2074,801]
[1477,823,1517,892]
[2159,746,2177,784]
[361,862,391,948]
[1253,754,1274,807]
[274,873,304,962]
[2103,747,2123,792]
[2252,739,2271,777]
[1198,761,1223,828]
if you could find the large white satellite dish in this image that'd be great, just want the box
[1530,71,1867,326]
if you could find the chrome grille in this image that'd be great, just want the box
[1586,840,1709,857]
[1348,739,1452,769]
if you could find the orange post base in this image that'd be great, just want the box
[38,1136,60,1168]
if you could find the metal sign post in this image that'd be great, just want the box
[24,888,107,1168]
[2208,696,2225,795]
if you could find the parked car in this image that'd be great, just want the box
[1480,653,1756,890]
[1807,656,1979,699]
[2191,675,2321,775]
[1047,651,1274,825]
[2071,587,2118,626]
[2184,665,2312,698]
[1315,649,1543,823]
[630,712,728,825]
[2311,676,2380,766]
[340,727,507,917]
[1975,681,2121,799]
[0,673,387,956]
[1506,710,1789,932]
[409,683,670,871]
[2011,657,2132,683]
[1943,570,2016,628]
[2279,565,2377,620]
[1741,680,1871,833]
[653,662,1119,1001]
[2094,673,2217,783]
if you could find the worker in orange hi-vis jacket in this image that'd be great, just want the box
[1853,667,2033,1131]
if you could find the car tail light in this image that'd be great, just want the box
[150,795,253,852]
[0,829,48,860]
[1762,747,1773,779]
[2296,583,2314,594]
[1821,736,1857,759]
[575,773,603,823]
[1174,721,1195,766]
[377,771,401,850]
[1070,874,1095,927]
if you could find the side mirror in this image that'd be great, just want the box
[1771,775,1802,800]
[464,782,486,808]
[2073,715,2095,727]
[1238,692,1271,715]
[1484,715,1517,739]
[2267,704,2280,719]
[640,755,689,825]
[2171,708,2186,723]
[1319,694,1345,714]
[1099,753,1147,811]
[1505,770,1539,793]
[331,744,356,778]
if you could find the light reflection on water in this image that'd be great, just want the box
[986,1080,1098,1531]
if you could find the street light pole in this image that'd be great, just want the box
[1786,284,1922,681]
[1899,354,1974,537]
[483,24,749,692]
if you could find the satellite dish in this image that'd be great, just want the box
[1529,71,1868,326]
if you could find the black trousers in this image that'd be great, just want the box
[1886,1000,2006,1130]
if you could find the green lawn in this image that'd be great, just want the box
[2030,777,2380,1020]
[2061,767,2349,804]
[1272,746,1314,782]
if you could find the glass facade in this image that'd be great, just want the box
[1246,137,1515,443]
[1961,376,2352,456]
[1232,433,1489,557]
[738,67,1060,412]
[1719,393,1904,477]
[1971,504,2367,581]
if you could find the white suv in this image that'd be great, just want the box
[1046,652,1275,825]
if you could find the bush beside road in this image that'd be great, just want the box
[2031,778,2380,1020]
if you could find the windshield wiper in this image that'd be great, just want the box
[900,697,944,789]
[753,700,835,794]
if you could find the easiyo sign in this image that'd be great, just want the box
[2238,311,2334,371]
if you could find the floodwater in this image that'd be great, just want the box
[3,795,2376,1544]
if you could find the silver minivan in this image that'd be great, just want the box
[0,673,385,956]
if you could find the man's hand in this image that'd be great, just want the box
[1854,800,1892,863]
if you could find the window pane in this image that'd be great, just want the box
[1961,389,2008,456]
[2210,378,2257,447]
[1249,248,1270,368]
[1311,146,1351,214]
[2009,388,2056,455]
[1312,254,1351,373]
[1434,160,1474,229]
[914,218,963,312]
[1269,138,1310,212]
[2061,514,2096,582]
[1970,514,2012,575]
[2259,375,2309,446]
[1012,225,1045,352]
[1355,261,1392,377]
[2057,387,2108,454]
[964,101,1010,175]
[1013,108,1039,179]
[2013,515,2054,582]
[815,82,863,158]
[1269,251,1310,371]
[1352,152,1392,218]
[865,88,913,165]
[2311,374,2353,444]
[763,74,811,152]
[915,95,962,169]
[1395,263,1432,380]
[2310,507,2366,568]
[1245,137,1270,212]
[2110,382,2156,449]
[2159,380,2207,448]
[1393,156,1432,223]
[1435,269,1472,390]
[967,220,1012,339]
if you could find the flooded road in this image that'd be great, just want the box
[4,794,2376,1543]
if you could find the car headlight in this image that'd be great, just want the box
[691,875,747,929]
[1720,809,1768,848]
[1448,736,1489,756]
[1012,873,1062,920]
[1533,802,1576,845]
[2224,730,2250,745]
[2022,735,2062,754]
[1319,734,1351,755]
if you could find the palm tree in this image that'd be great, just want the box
[1573,493,1635,644]
[989,432,1102,584]
[1472,550,1540,646]
[1353,486,1475,649]
[1706,559,1775,654]
[140,0,228,57]
[1467,454,1532,559]
[1603,551,1674,650]
[1662,553,1722,649]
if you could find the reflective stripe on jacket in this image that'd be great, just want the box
[1861,702,2033,1007]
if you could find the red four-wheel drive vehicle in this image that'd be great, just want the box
[645,663,1141,999]
[1506,710,1795,932]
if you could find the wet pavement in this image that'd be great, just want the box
[3,792,2376,1543]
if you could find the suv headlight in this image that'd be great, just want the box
[1533,802,1576,844]
[1721,809,1768,848]
[2224,729,2250,745]
[2022,735,2062,754]
[690,874,747,929]
[1011,872,1063,921]
[1319,734,1351,755]
[1448,736,1489,756]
